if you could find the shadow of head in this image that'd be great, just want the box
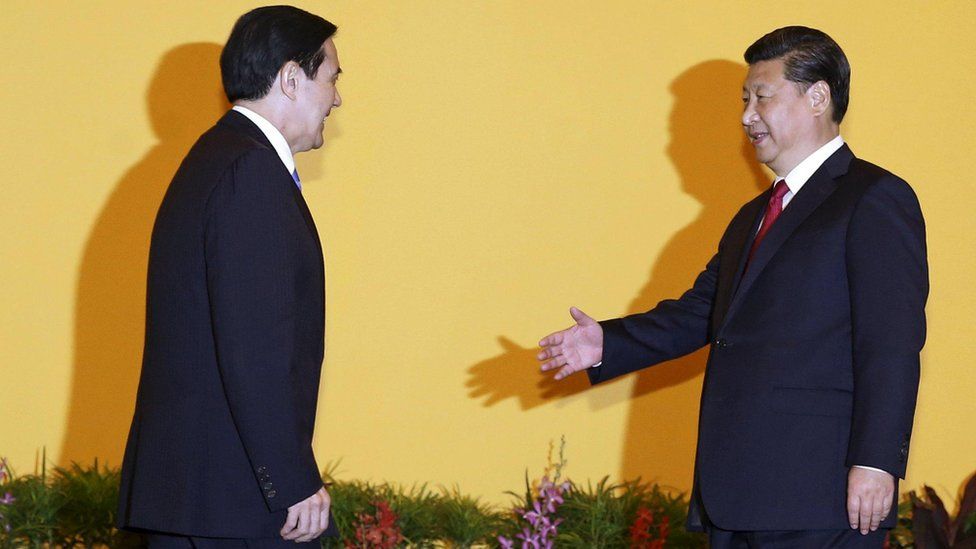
[466,336,589,410]
[60,42,228,467]
[148,42,229,143]
[667,59,767,205]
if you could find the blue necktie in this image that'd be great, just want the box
[291,169,302,191]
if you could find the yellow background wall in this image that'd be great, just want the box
[2,1,973,509]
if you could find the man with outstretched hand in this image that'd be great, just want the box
[538,26,926,548]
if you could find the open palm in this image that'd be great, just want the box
[537,307,604,380]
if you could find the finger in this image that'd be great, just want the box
[280,507,300,536]
[870,495,884,530]
[297,508,321,542]
[569,307,595,326]
[537,347,562,361]
[539,332,564,347]
[541,354,569,371]
[847,494,860,530]
[859,495,872,534]
[554,363,581,381]
[881,492,893,521]
[283,507,309,540]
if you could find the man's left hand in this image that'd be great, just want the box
[281,486,331,542]
[847,467,894,535]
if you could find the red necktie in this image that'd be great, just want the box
[746,180,790,266]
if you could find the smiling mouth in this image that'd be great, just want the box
[749,131,769,144]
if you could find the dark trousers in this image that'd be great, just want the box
[146,533,320,548]
[708,526,886,548]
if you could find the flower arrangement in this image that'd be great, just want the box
[0,458,14,534]
[900,475,976,549]
[499,437,571,549]
[498,476,570,549]
[628,505,669,549]
[8,445,966,548]
[346,500,403,548]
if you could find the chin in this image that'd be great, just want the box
[755,149,776,166]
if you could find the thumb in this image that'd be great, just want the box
[569,306,595,326]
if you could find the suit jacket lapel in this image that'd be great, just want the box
[719,145,854,329]
[289,184,324,258]
[711,195,766,331]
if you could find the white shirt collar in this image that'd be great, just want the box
[774,135,844,206]
[231,105,296,175]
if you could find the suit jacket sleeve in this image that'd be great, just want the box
[845,175,927,478]
[204,150,323,511]
[589,251,719,385]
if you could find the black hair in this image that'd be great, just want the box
[744,26,850,123]
[220,5,337,103]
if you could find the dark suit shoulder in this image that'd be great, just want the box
[186,120,273,171]
[845,157,913,192]
[843,158,921,214]
[157,119,288,232]
[199,147,295,233]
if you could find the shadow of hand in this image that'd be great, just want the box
[466,336,589,410]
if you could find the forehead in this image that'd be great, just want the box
[320,37,340,75]
[743,58,786,90]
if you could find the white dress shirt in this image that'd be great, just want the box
[231,105,296,177]
[775,134,845,209]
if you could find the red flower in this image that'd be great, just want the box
[346,500,404,549]
[629,505,670,549]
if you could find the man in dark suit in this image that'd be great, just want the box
[118,6,342,547]
[537,26,926,548]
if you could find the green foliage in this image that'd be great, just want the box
[433,487,505,548]
[373,483,440,547]
[556,477,705,548]
[9,452,964,549]
[964,509,976,536]
[321,479,441,548]
[909,475,976,548]
[51,461,121,547]
[887,497,915,549]
[0,460,145,549]
[1,471,62,548]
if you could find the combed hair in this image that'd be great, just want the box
[220,5,337,102]
[744,26,850,123]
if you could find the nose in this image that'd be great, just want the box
[741,97,758,127]
[333,87,342,108]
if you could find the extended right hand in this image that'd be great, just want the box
[281,486,331,542]
[537,307,604,380]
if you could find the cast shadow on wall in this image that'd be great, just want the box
[59,43,229,467]
[466,60,767,486]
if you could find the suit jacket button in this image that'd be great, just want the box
[263,482,274,490]
[257,466,268,474]
[267,489,277,499]
[714,339,728,348]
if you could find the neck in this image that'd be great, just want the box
[771,125,841,176]
[234,99,295,151]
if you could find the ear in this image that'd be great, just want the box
[808,80,832,117]
[278,61,301,101]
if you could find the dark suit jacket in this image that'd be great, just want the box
[589,145,927,531]
[118,110,331,537]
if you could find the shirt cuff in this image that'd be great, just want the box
[852,465,890,475]
[589,361,602,369]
